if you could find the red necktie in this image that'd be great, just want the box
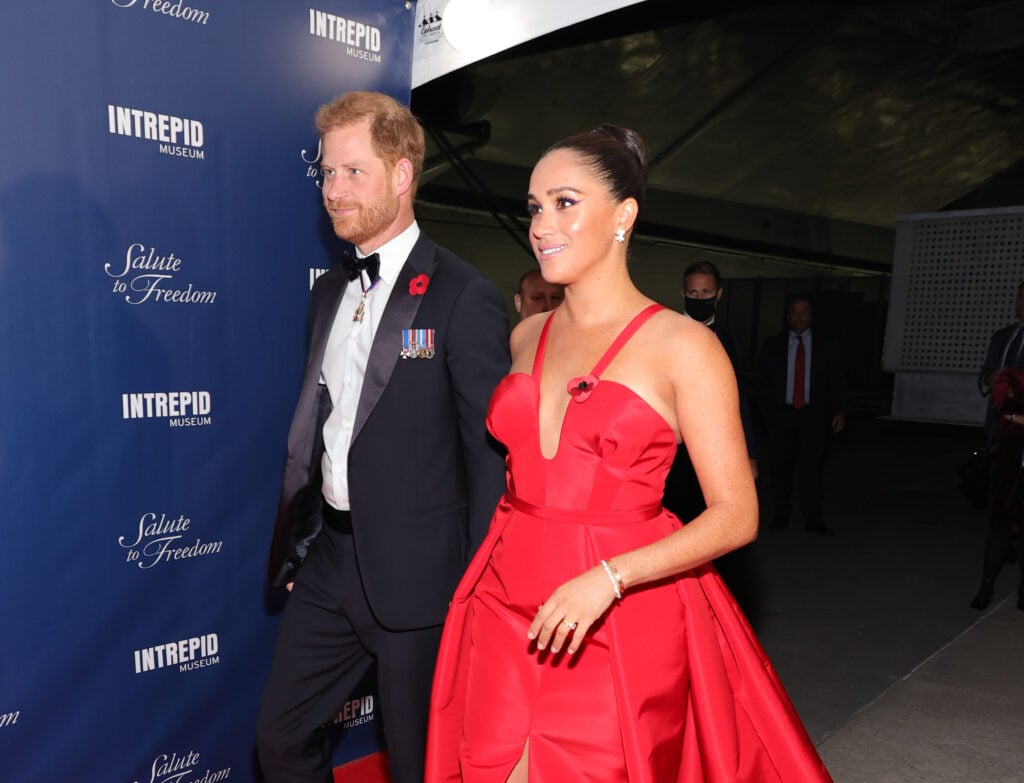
[793,335,805,409]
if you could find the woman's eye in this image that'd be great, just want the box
[526,203,541,217]
[555,197,578,209]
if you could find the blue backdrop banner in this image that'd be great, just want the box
[0,1,414,779]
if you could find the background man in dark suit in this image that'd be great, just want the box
[756,294,847,536]
[680,261,757,475]
[663,261,756,523]
[256,91,510,783]
[979,281,1024,447]
[513,267,564,320]
[680,261,741,368]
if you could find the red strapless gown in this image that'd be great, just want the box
[426,305,832,782]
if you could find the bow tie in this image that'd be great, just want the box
[342,251,380,283]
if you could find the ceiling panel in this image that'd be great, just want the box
[412,0,1024,267]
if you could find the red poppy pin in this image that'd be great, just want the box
[409,274,430,296]
[567,374,599,403]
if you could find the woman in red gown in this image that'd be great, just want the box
[425,125,832,782]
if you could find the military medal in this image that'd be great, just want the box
[401,328,435,359]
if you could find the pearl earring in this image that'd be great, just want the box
[614,229,626,243]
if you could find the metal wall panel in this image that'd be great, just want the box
[884,206,1024,425]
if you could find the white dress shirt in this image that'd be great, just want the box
[320,221,421,510]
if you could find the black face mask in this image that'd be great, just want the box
[684,295,717,323]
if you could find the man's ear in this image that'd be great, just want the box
[393,158,414,197]
[514,294,523,314]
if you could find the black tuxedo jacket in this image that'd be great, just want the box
[267,233,510,630]
[756,330,847,420]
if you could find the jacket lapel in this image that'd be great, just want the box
[307,274,348,387]
[285,271,347,474]
[353,236,438,440]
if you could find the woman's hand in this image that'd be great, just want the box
[528,565,618,654]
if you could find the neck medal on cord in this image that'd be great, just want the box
[353,274,380,323]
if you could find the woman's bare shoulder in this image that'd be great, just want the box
[648,307,721,350]
[510,310,554,367]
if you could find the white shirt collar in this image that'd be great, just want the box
[357,221,420,286]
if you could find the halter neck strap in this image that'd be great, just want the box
[531,303,665,379]
[591,304,664,377]
[531,312,556,377]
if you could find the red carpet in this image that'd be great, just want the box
[333,751,391,783]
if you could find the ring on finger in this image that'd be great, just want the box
[563,620,578,630]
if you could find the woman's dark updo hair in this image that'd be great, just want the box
[544,124,649,212]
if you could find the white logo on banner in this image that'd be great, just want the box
[417,4,444,46]
[134,750,231,783]
[133,633,220,674]
[309,268,328,290]
[104,243,218,305]
[0,710,19,729]
[327,694,376,729]
[111,0,210,26]
[308,8,383,63]
[108,104,206,159]
[298,145,331,288]
[118,512,223,569]
[301,138,322,184]
[121,390,213,428]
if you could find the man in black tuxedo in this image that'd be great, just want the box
[756,295,847,536]
[256,91,510,783]
[979,281,1024,447]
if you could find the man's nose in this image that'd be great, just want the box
[324,177,344,201]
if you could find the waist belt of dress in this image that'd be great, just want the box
[504,493,661,526]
